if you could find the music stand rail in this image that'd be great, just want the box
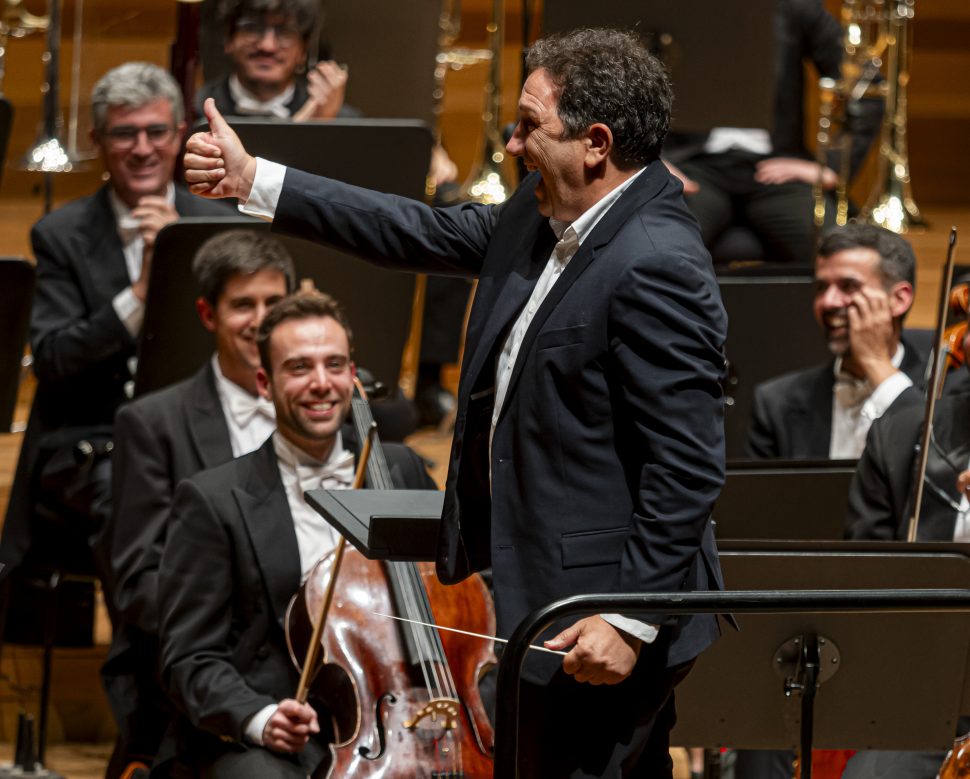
[494,589,970,778]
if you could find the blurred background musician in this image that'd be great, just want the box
[156,292,434,778]
[0,62,233,587]
[746,223,926,460]
[663,0,883,265]
[196,0,355,122]
[97,229,295,778]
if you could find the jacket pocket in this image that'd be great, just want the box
[561,526,628,569]
[536,324,587,350]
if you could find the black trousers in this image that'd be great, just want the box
[516,646,695,779]
[678,151,832,265]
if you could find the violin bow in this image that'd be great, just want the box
[295,421,377,703]
[907,227,958,542]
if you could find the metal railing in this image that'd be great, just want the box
[494,589,970,778]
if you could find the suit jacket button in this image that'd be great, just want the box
[256,645,270,660]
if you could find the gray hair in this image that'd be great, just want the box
[90,62,184,136]
[192,229,297,305]
[818,223,917,290]
[526,28,673,168]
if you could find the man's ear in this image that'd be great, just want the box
[584,123,613,168]
[196,297,217,332]
[256,367,272,400]
[888,281,915,320]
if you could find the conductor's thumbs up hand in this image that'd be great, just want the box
[184,98,257,202]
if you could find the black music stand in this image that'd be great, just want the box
[305,489,444,561]
[0,258,35,433]
[718,275,830,459]
[714,460,856,540]
[543,0,775,133]
[671,544,970,755]
[136,120,432,397]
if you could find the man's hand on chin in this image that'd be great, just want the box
[544,615,641,685]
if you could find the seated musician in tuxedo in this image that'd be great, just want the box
[747,223,927,460]
[0,62,233,583]
[836,323,970,779]
[156,291,434,777]
[97,228,294,777]
[663,0,882,265]
[197,0,354,122]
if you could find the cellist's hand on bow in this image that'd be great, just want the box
[958,470,970,499]
[262,698,320,753]
[544,615,641,685]
[183,98,257,202]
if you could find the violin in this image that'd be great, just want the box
[285,378,496,777]
[943,281,968,370]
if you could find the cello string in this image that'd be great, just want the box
[366,610,570,656]
[354,395,448,698]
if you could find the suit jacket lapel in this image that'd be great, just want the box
[497,164,668,420]
[186,361,234,470]
[800,366,834,457]
[234,441,302,629]
[461,191,555,395]
[84,186,132,297]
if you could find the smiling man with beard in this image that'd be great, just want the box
[196,0,354,122]
[747,223,925,461]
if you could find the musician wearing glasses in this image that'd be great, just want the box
[0,63,231,585]
[155,292,433,777]
[97,229,294,777]
[197,0,354,122]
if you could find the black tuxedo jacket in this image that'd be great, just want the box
[98,362,235,759]
[157,436,433,772]
[0,186,233,576]
[273,159,728,677]
[747,333,930,460]
[847,387,970,541]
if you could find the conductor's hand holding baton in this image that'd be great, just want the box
[184,99,257,202]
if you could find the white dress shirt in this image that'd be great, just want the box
[703,127,772,156]
[952,456,970,542]
[108,183,175,337]
[244,430,356,744]
[211,354,276,457]
[228,74,295,119]
[829,344,911,459]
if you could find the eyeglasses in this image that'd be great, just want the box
[101,124,177,151]
[234,18,302,47]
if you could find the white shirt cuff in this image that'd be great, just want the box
[243,703,278,745]
[112,287,145,337]
[238,157,286,221]
[601,613,659,644]
[862,370,913,421]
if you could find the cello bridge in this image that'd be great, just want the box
[402,697,460,730]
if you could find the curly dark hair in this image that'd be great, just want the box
[526,28,673,168]
[218,0,317,42]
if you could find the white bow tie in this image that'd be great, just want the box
[232,94,291,119]
[116,214,142,247]
[297,450,356,494]
[225,391,276,428]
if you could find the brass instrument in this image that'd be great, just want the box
[459,0,515,205]
[861,0,924,233]
[814,0,923,234]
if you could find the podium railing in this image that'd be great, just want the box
[494,589,970,778]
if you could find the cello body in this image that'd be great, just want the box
[287,546,496,778]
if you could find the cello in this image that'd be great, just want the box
[286,378,496,777]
